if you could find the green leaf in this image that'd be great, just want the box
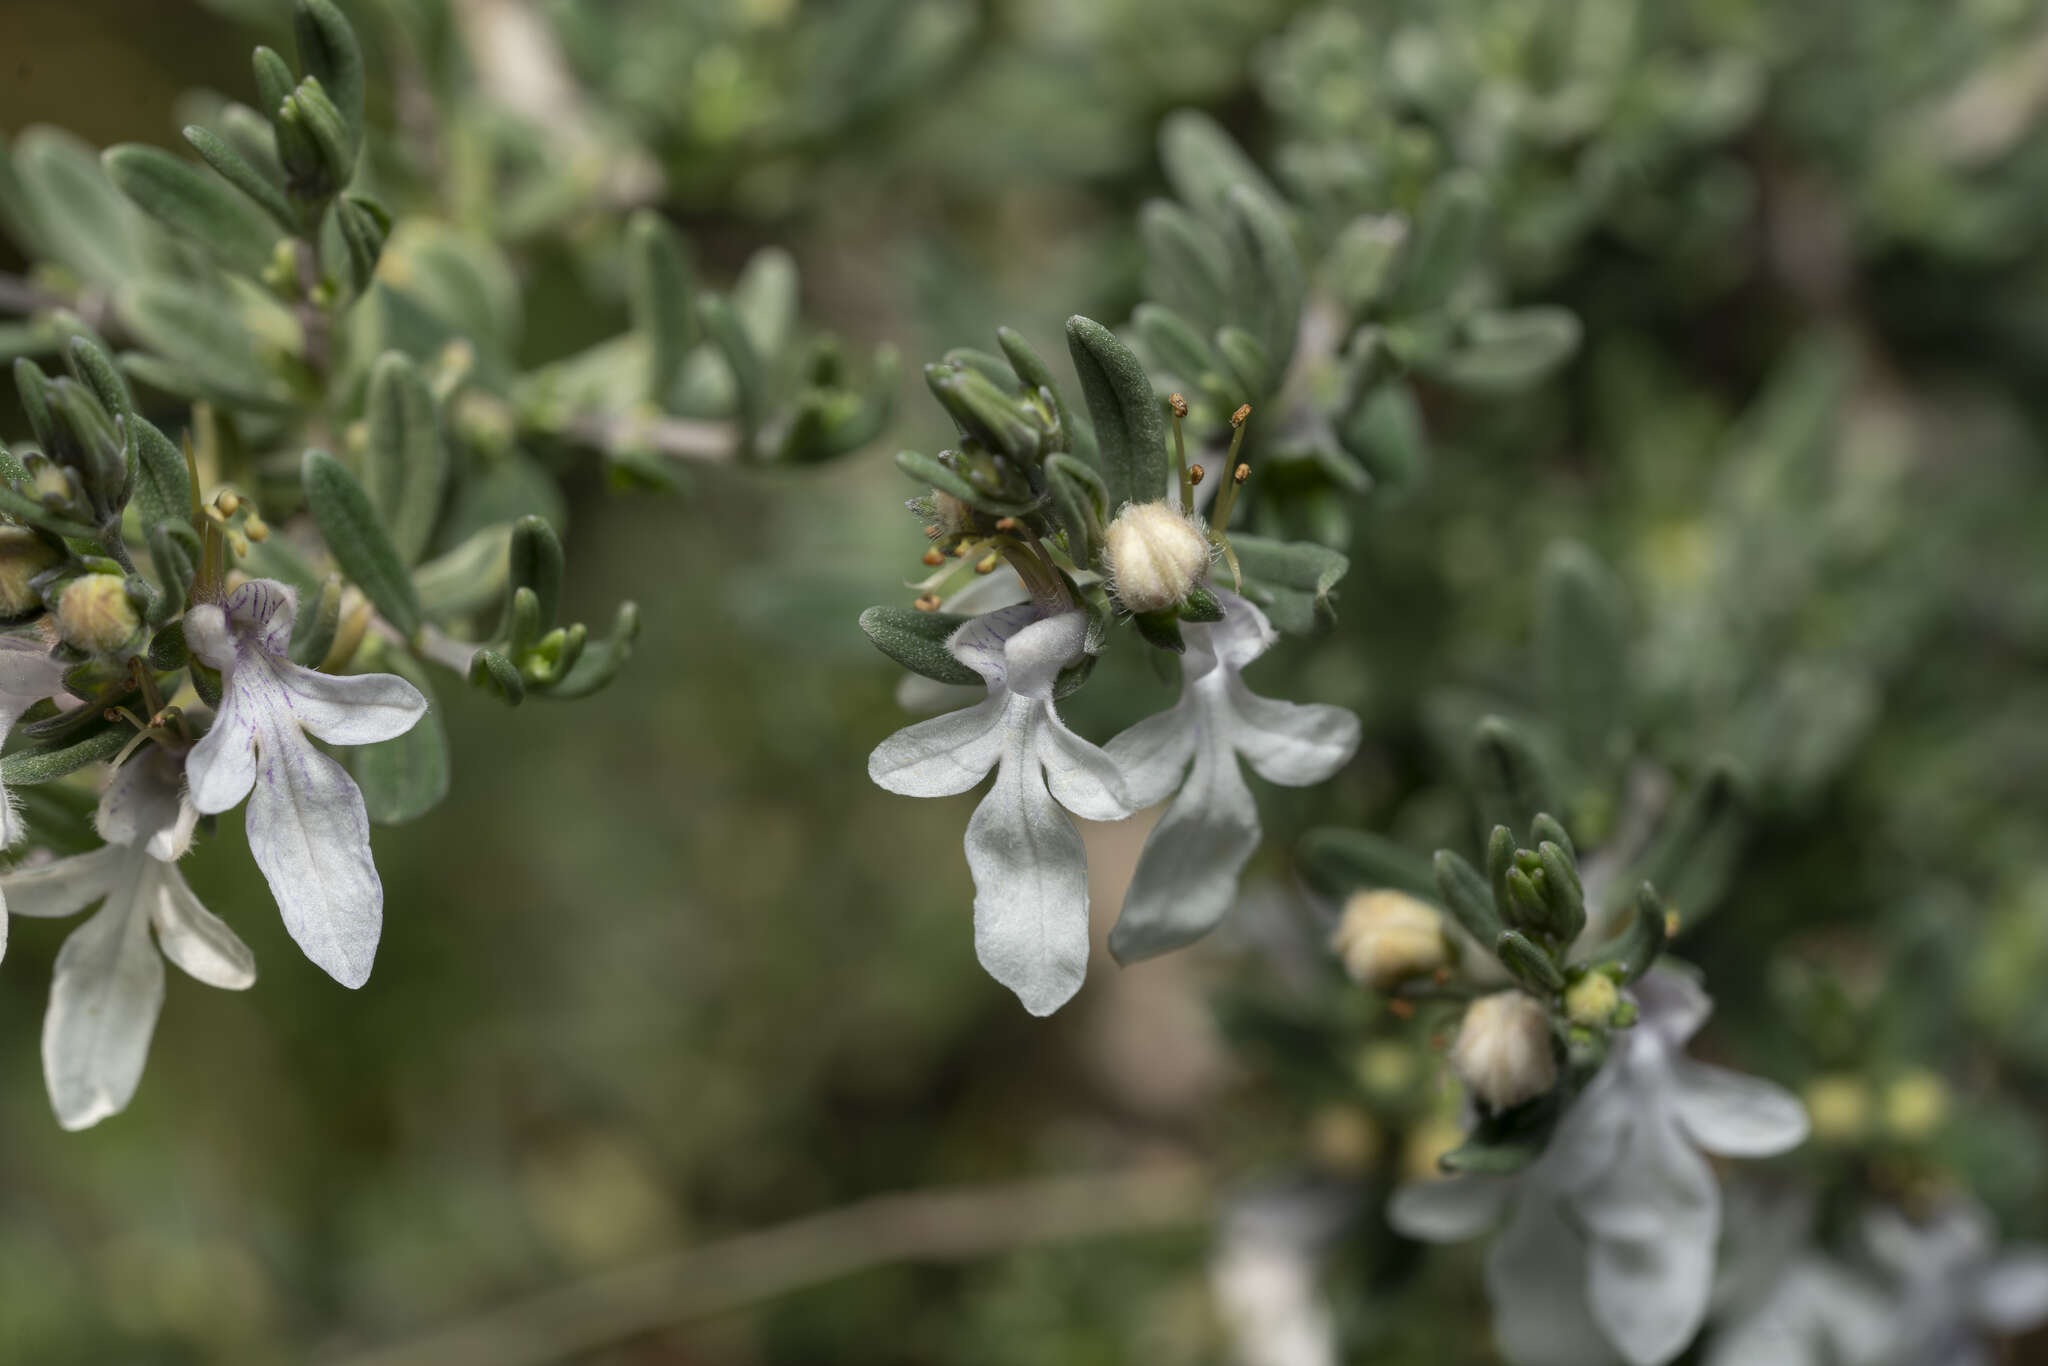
[118,280,290,410]
[1139,199,1234,335]
[63,332,132,429]
[182,124,298,232]
[731,246,798,361]
[468,647,524,704]
[925,364,1043,464]
[1342,378,1429,492]
[1537,540,1627,775]
[1224,183,1304,377]
[252,47,297,125]
[126,415,191,534]
[1470,715,1558,838]
[413,524,512,620]
[626,210,697,409]
[1044,453,1108,571]
[1297,827,1438,901]
[289,574,343,667]
[335,194,391,294]
[1,722,129,785]
[1433,848,1506,949]
[501,516,564,636]
[697,294,765,452]
[302,447,421,635]
[892,448,1037,518]
[859,606,979,686]
[1213,325,1271,403]
[543,602,638,700]
[1231,533,1348,633]
[1389,169,1488,316]
[294,0,365,150]
[364,351,447,566]
[1631,761,1750,929]
[349,652,448,824]
[1326,214,1408,314]
[11,126,142,286]
[1066,315,1167,511]
[279,76,355,193]
[1158,109,1280,221]
[1427,307,1582,394]
[1131,304,1220,397]
[102,144,282,278]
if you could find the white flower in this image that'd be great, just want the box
[1705,1187,1891,1366]
[1104,590,1359,961]
[0,632,72,850]
[184,579,427,988]
[1451,990,1559,1111]
[868,604,1132,1015]
[1211,1187,1343,1366]
[0,747,254,1129]
[1389,972,1810,1366]
[1862,1200,2048,1366]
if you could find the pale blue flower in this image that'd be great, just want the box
[1389,972,1809,1366]
[1106,590,1358,961]
[1,747,253,1129]
[0,632,72,851]
[869,604,1132,1016]
[185,579,427,988]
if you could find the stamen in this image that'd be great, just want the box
[973,553,998,575]
[1189,464,1206,486]
[913,593,942,612]
[921,548,945,566]
[1169,393,1192,513]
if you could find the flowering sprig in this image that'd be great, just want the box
[863,323,1363,1012]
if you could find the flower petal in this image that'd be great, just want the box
[1223,677,1360,786]
[1487,1192,1620,1366]
[1107,732,1260,962]
[946,603,1042,685]
[95,747,190,853]
[43,884,165,1130]
[1578,1112,1721,1365]
[279,662,429,746]
[996,610,1089,700]
[185,666,263,815]
[182,601,236,671]
[223,578,296,654]
[0,845,124,918]
[1974,1250,2048,1333]
[868,693,1005,797]
[1386,1174,1513,1242]
[149,865,257,990]
[1036,707,1132,822]
[1670,1060,1808,1157]
[245,731,382,988]
[0,637,72,847]
[1104,693,1198,809]
[967,743,1090,1016]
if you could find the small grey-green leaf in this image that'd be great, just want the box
[626,210,697,409]
[1066,315,1167,511]
[1232,533,1348,632]
[1,723,129,785]
[1537,540,1627,775]
[1298,827,1439,901]
[859,606,979,686]
[1427,307,1582,394]
[1158,109,1281,221]
[294,0,365,149]
[364,351,447,566]
[303,447,421,635]
[127,414,192,533]
[182,124,298,232]
[103,144,282,278]
[1470,715,1558,838]
[1224,183,1304,376]
[1139,199,1234,335]
[1389,170,1488,316]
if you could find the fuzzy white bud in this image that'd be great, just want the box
[0,527,59,618]
[1450,990,1558,1111]
[1104,501,1209,612]
[1331,890,1449,990]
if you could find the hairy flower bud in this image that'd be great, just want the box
[55,574,139,655]
[1104,501,1209,612]
[1332,890,1449,989]
[1451,990,1558,1111]
[0,527,60,618]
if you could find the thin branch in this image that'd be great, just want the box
[322,1163,1210,1366]
[556,410,741,463]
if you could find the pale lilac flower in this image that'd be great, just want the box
[0,633,72,849]
[1389,972,1809,1366]
[1861,1200,2048,1366]
[1706,1189,1890,1366]
[868,604,1131,1016]
[1105,590,1358,961]
[184,579,427,988]
[0,747,253,1129]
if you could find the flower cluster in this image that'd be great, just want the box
[865,324,1361,1015]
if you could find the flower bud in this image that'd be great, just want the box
[55,574,140,656]
[1450,990,1558,1111]
[1802,1074,1870,1146]
[1564,970,1620,1027]
[1331,890,1449,990]
[1104,501,1209,612]
[0,527,61,618]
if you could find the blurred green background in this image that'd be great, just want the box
[5,0,2048,1362]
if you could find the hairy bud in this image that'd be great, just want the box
[1451,990,1558,1111]
[55,574,140,656]
[0,528,60,618]
[1332,890,1449,990]
[1564,970,1621,1027]
[1104,501,1208,612]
